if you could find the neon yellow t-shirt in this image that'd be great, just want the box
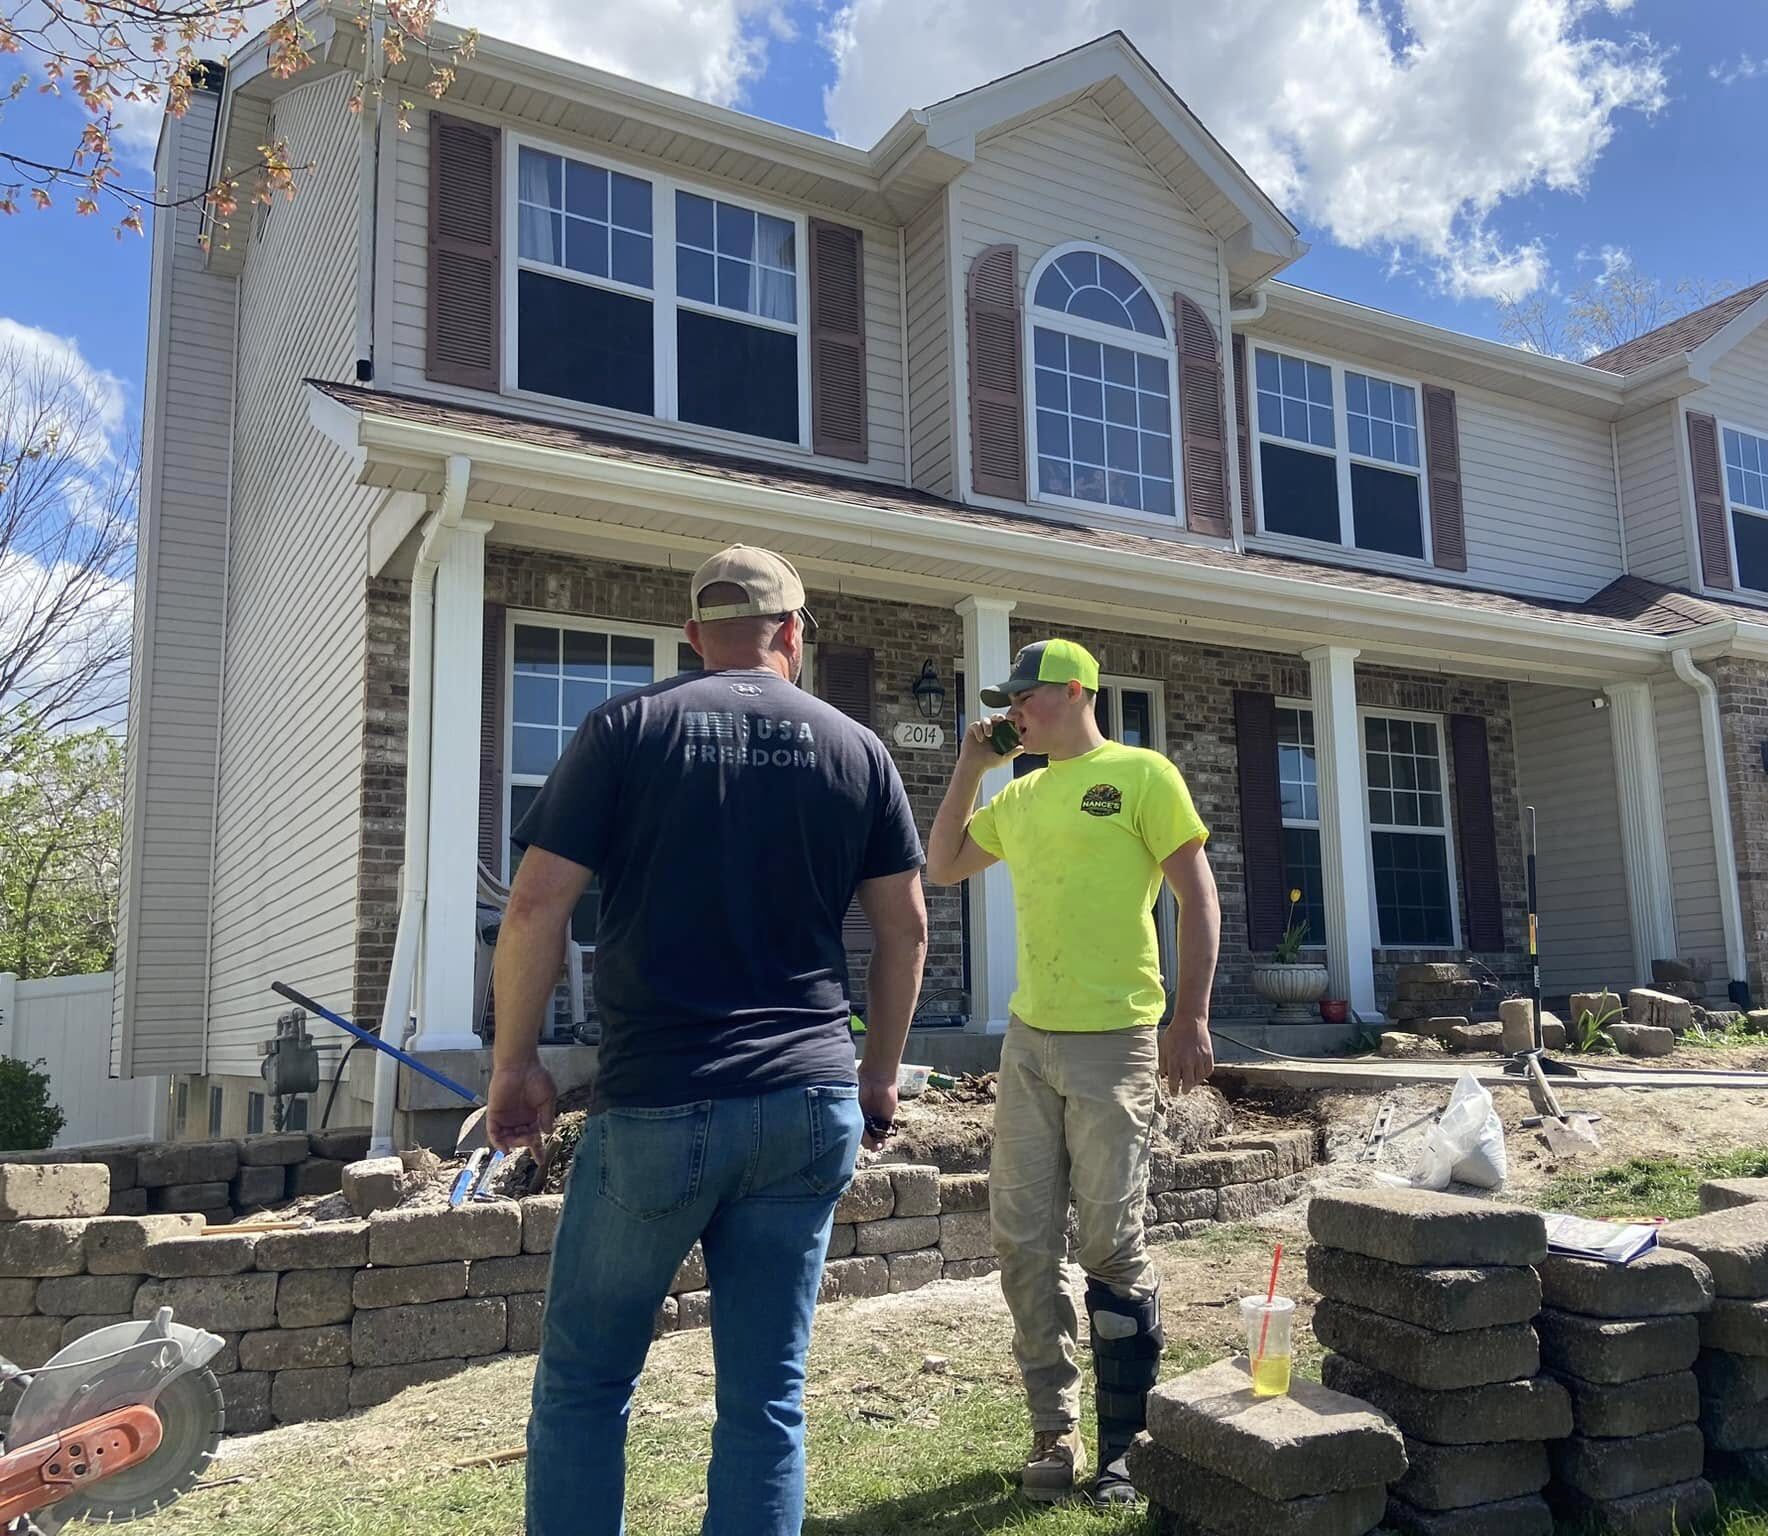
[967,740,1208,1032]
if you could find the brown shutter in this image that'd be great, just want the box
[815,643,875,730]
[1231,334,1254,529]
[1175,295,1230,538]
[1686,410,1734,590]
[477,602,505,871]
[427,113,501,390]
[1423,384,1467,572]
[1449,714,1503,952]
[966,244,1026,500]
[808,219,868,462]
[1233,690,1288,951]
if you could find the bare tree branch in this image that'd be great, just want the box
[1497,259,1740,361]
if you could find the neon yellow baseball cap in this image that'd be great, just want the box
[979,638,1101,707]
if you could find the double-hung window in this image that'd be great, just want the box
[1723,424,1768,593]
[512,141,807,447]
[1254,346,1428,559]
[1276,705,1328,948]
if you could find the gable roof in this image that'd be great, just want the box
[1586,279,1768,375]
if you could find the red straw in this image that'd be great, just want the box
[1255,1243,1284,1362]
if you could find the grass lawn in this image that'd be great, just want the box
[1537,1145,1768,1221]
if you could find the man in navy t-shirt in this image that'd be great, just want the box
[489,544,928,1536]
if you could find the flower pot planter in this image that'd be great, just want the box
[1319,999,1349,1024]
[1250,962,1331,1024]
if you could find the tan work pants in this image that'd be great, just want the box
[988,1016,1160,1431]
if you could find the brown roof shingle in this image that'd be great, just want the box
[1585,279,1768,375]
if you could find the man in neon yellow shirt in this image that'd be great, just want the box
[926,637,1220,1506]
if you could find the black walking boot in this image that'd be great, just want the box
[1085,1277,1162,1505]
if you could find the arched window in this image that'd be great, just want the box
[1028,245,1177,518]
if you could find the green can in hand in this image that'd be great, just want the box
[989,720,1020,755]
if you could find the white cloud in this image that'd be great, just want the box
[1710,54,1765,87]
[0,318,128,462]
[823,0,1668,301]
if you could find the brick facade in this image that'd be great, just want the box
[1710,656,1768,997]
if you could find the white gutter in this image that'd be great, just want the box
[1670,647,1749,988]
[1229,290,1267,324]
[369,453,471,1155]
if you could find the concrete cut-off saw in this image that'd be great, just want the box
[0,1307,225,1533]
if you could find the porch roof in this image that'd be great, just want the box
[307,380,1768,682]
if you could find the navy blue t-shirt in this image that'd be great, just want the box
[511,667,923,1108]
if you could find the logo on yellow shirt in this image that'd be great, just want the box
[1080,783,1123,817]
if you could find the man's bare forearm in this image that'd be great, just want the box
[1173,878,1221,1029]
[926,761,987,883]
[859,929,927,1082]
[491,900,567,1069]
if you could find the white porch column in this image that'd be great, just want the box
[1604,680,1678,977]
[414,517,493,1053]
[1303,646,1379,1018]
[956,596,1017,1034]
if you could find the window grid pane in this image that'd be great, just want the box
[1282,826,1328,951]
[1256,348,1335,450]
[518,148,653,291]
[510,626,657,778]
[1033,250,1164,337]
[1276,707,1326,948]
[675,191,797,325]
[1346,370,1419,467]
[1034,325,1172,514]
[1725,426,1768,513]
[1363,713,1454,946]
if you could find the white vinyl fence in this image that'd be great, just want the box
[0,973,167,1149]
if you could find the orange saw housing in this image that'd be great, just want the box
[0,1404,164,1524]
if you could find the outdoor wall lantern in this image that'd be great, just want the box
[912,659,946,721]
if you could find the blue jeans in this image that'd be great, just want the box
[527,1082,863,1536]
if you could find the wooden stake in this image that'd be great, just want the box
[453,1446,528,1470]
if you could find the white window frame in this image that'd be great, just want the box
[1357,706,1462,952]
[1720,417,1768,596]
[1250,340,1433,564]
[503,131,814,453]
[1022,241,1186,528]
[1274,698,1327,955]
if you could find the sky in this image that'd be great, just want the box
[0,0,1765,476]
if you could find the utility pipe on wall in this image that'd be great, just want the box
[1670,647,1749,990]
[369,454,471,1156]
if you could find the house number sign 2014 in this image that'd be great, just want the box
[891,721,945,750]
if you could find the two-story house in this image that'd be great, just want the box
[114,8,1768,1142]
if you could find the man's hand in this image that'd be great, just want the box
[857,1067,900,1152]
[1160,1019,1215,1095]
[486,1058,558,1154]
[957,716,1019,773]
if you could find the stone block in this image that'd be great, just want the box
[1395,981,1481,1005]
[1703,1296,1768,1356]
[508,1291,545,1352]
[1448,1023,1503,1054]
[468,1254,551,1298]
[1305,1246,1541,1333]
[1546,1478,1716,1536]
[1380,1032,1445,1059]
[367,1202,521,1267]
[1702,1176,1768,1213]
[341,1157,405,1219]
[106,1189,148,1216]
[1536,1308,1699,1383]
[1546,1423,1704,1500]
[886,1250,942,1293]
[936,1210,993,1263]
[1320,1356,1571,1446]
[1169,1148,1279,1189]
[0,1280,35,1315]
[888,1165,939,1218]
[1703,1394,1768,1451]
[1627,986,1694,1035]
[1536,1246,1713,1319]
[0,1219,89,1277]
[1696,1348,1768,1402]
[147,1182,229,1214]
[60,1313,132,1348]
[833,1169,893,1224]
[286,1159,344,1197]
[231,1166,287,1209]
[1710,1447,1768,1483]
[826,1224,855,1259]
[1659,1202,1768,1297]
[137,1142,238,1189]
[1422,1017,1468,1041]
[239,1325,351,1372]
[1395,1438,1547,1512]
[1553,1369,1698,1437]
[1607,1022,1674,1057]
[671,1246,705,1295]
[520,1194,563,1253]
[218,1370,273,1434]
[0,1164,109,1221]
[1153,1189,1218,1223]
[1230,1130,1318,1177]
[818,1256,886,1301]
[1126,1435,1388,1536]
[944,1256,998,1281]
[351,1296,507,1367]
[1498,999,1535,1055]
[308,1128,372,1162]
[254,1222,368,1272]
[1569,991,1622,1024]
[34,1274,140,1317]
[676,1289,710,1330]
[355,1261,467,1309]
[143,1233,259,1278]
[937,1173,989,1212]
[1382,1493,1554,1536]
[272,1366,350,1422]
[135,1272,277,1333]
[239,1133,310,1167]
[83,1214,202,1275]
[0,1315,69,1368]
[853,1215,940,1256]
[1540,1020,1565,1049]
[1143,1356,1405,1500]
[276,1268,354,1329]
[348,1357,464,1409]
[1308,1188,1546,1269]
[1218,1174,1309,1222]
[1396,963,1473,985]
[1312,1301,1537,1389]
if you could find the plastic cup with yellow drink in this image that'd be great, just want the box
[1241,1294,1295,1397]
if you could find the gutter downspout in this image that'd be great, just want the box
[369,453,471,1155]
[1670,647,1749,990]
[1610,422,1628,576]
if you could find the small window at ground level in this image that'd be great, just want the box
[676,309,798,443]
[517,271,653,415]
[247,1092,264,1135]
[174,1081,188,1134]
[1350,464,1425,558]
[1260,443,1340,543]
[208,1086,224,1137]
[286,1097,309,1131]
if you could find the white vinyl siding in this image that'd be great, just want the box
[1509,684,1634,996]
[114,87,237,1077]
[904,197,953,496]
[1651,672,1727,996]
[1694,321,1768,447]
[387,109,907,482]
[203,73,378,1078]
[1615,403,1692,587]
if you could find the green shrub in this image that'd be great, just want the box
[0,1059,65,1152]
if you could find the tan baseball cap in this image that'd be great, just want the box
[689,544,816,628]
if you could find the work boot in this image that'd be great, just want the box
[1021,1427,1087,1502]
[1086,1277,1161,1506]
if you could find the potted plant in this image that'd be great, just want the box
[1251,889,1331,1023]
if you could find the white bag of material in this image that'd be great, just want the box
[1396,1072,1508,1191]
